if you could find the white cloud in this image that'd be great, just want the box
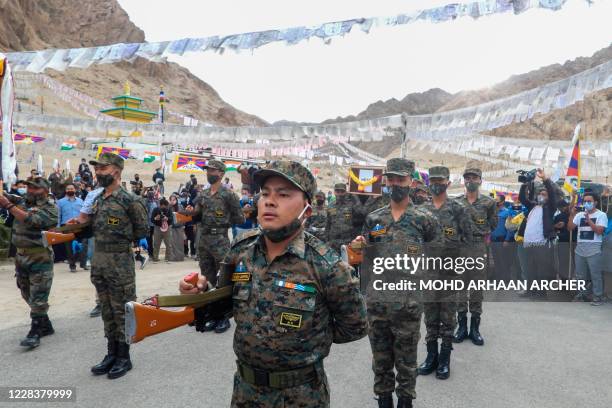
[118,0,612,123]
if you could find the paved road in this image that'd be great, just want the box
[1,300,611,408]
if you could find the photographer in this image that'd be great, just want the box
[519,168,558,298]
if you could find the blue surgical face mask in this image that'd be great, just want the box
[584,202,594,211]
[17,188,27,195]
[382,186,390,195]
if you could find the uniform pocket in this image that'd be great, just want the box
[272,290,316,333]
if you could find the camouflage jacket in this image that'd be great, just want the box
[364,194,390,216]
[92,187,148,246]
[194,186,245,228]
[422,198,473,250]
[361,204,440,302]
[225,229,367,370]
[12,196,58,248]
[325,194,365,242]
[305,204,327,241]
[457,194,497,238]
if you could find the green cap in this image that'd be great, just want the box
[315,190,325,198]
[383,158,415,177]
[205,159,226,172]
[334,183,347,191]
[463,167,482,178]
[90,152,124,170]
[25,177,51,190]
[429,166,450,180]
[254,160,317,200]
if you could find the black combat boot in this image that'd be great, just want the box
[91,339,117,375]
[453,312,468,343]
[397,396,413,408]
[376,393,394,408]
[107,342,132,379]
[39,315,55,337]
[436,344,452,380]
[202,320,217,332]
[469,313,484,346]
[20,317,42,348]
[417,340,438,375]
[214,318,231,333]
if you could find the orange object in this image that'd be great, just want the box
[184,272,199,287]
[42,231,76,247]
[173,212,193,224]
[346,244,363,266]
[125,302,195,344]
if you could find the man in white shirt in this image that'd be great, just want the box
[568,192,608,306]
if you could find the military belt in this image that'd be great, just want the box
[96,242,132,253]
[237,361,318,389]
[201,227,228,235]
[16,247,49,255]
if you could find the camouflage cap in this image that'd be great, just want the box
[383,158,415,177]
[413,184,429,194]
[205,159,226,172]
[334,183,347,191]
[24,177,51,190]
[429,166,450,179]
[315,190,325,198]
[463,167,482,178]
[89,152,124,170]
[253,160,317,200]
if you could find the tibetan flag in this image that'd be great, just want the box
[97,145,130,159]
[224,160,241,172]
[61,141,77,150]
[172,153,207,173]
[14,133,45,144]
[563,124,581,194]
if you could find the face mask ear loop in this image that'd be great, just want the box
[298,204,311,226]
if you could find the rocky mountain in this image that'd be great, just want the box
[0,0,266,126]
[328,44,612,140]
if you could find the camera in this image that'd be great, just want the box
[517,169,537,183]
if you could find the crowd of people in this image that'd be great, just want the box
[2,152,610,408]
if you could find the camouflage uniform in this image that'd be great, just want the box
[193,160,245,286]
[361,158,440,402]
[455,169,497,315]
[225,161,367,407]
[12,179,58,319]
[89,154,149,343]
[421,167,472,346]
[305,191,327,241]
[364,193,390,215]
[326,183,365,252]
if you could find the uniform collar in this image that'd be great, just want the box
[255,229,307,260]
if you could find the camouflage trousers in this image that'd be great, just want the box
[456,242,488,315]
[367,301,422,399]
[198,233,230,287]
[423,301,456,345]
[231,370,329,408]
[15,251,54,318]
[91,251,136,342]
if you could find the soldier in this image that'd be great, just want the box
[0,177,58,348]
[417,166,472,380]
[179,160,367,407]
[412,184,429,205]
[354,158,440,408]
[364,186,391,215]
[182,159,244,334]
[453,166,497,346]
[81,153,149,379]
[326,182,365,252]
[305,190,327,241]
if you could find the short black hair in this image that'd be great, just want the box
[498,194,506,202]
[159,198,169,206]
[583,192,599,202]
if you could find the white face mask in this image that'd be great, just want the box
[537,195,547,205]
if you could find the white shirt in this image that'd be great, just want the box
[524,205,545,245]
[573,209,607,257]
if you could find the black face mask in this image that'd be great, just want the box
[390,185,411,203]
[66,191,75,197]
[25,193,44,204]
[316,199,325,206]
[429,183,447,196]
[262,205,310,243]
[413,196,427,205]
[135,176,139,181]
[207,174,221,185]
[335,195,346,204]
[97,174,115,187]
